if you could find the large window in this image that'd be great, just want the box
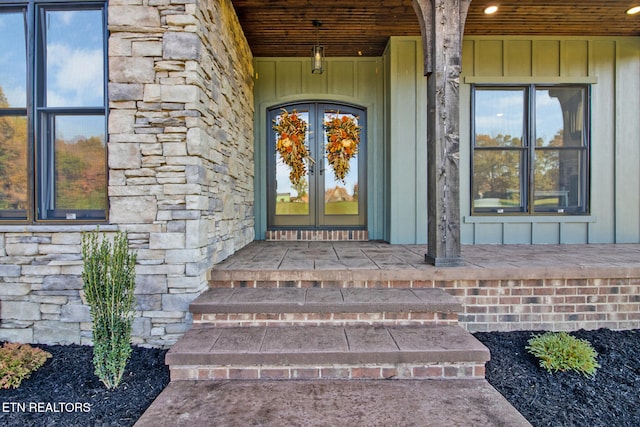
[0,2,107,222]
[472,85,589,215]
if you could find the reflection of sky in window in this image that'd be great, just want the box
[276,156,294,195]
[56,116,105,145]
[0,11,27,108]
[475,89,563,144]
[475,90,525,139]
[46,10,104,108]
[535,91,563,144]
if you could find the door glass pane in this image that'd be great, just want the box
[323,112,359,216]
[473,150,522,210]
[54,115,106,211]
[534,149,583,212]
[45,9,104,107]
[274,110,310,216]
[474,89,525,147]
[0,115,28,218]
[0,10,27,108]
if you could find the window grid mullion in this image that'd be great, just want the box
[527,84,534,215]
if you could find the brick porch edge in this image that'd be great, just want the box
[208,277,640,332]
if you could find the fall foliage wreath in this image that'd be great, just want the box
[272,109,312,185]
[324,114,360,182]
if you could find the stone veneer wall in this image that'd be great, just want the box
[0,0,254,347]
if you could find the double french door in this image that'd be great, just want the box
[267,102,366,229]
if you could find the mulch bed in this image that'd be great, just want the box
[0,344,169,427]
[475,329,640,427]
[0,329,638,426]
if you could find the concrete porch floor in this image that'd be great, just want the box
[212,241,640,281]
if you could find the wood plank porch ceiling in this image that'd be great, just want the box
[231,0,640,57]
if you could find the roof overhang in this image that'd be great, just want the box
[232,0,640,57]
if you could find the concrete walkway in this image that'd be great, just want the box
[135,379,531,426]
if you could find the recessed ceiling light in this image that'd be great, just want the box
[626,5,640,14]
[484,5,499,14]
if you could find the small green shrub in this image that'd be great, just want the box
[526,331,600,377]
[0,343,52,389]
[82,229,137,389]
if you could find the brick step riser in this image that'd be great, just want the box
[265,230,369,241]
[173,290,486,383]
[192,312,459,327]
[170,362,486,381]
[209,280,442,289]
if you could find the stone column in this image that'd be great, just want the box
[107,0,255,346]
[412,0,470,266]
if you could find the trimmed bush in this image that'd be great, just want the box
[0,343,52,389]
[82,229,137,389]
[526,331,600,377]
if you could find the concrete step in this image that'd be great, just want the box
[135,379,532,427]
[167,324,489,381]
[192,287,461,314]
[191,287,462,327]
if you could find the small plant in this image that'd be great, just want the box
[0,343,52,389]
[82,229,137,389]
[526,331,600,377]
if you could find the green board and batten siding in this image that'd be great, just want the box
[461,37,640,244]
[385,38,428,244]
[253,36,640,245]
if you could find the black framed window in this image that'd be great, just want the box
[0,1,107,222]
[472,84,589,215]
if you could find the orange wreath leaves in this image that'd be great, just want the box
[324,114,360,183]
[273,109,313,185]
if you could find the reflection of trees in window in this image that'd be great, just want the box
[0,87,28,212]
[473,134,522,208]
[472,85,588,214]
[291,176,308,199]
[534,133,561,195]
[55,135,107,210]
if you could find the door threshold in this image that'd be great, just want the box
[266,229,368,241]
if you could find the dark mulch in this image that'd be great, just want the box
[475,328,640,427]
[0,344,169,427]
[1,329,639,426]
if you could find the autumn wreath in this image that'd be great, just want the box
[324,114,360,182]
[272,109,312,185]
